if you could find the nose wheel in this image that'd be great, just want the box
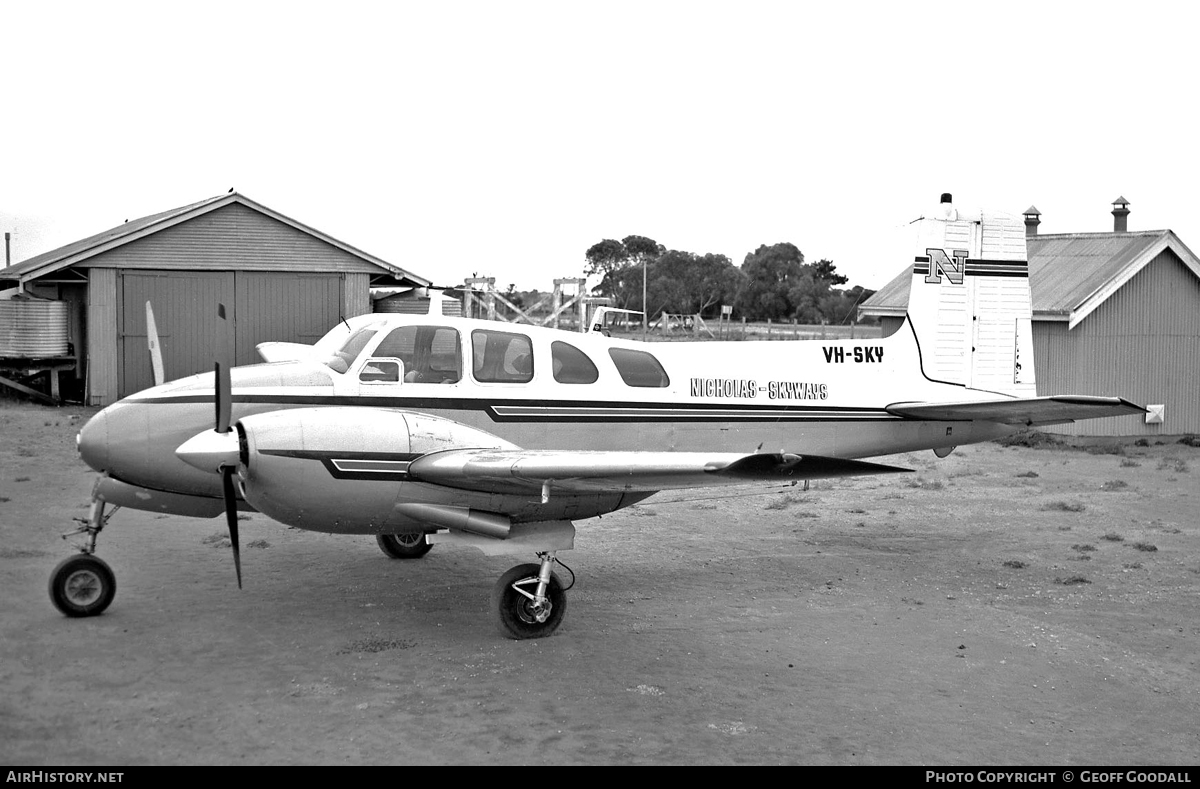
[492,553,568,639]
[50,496,118,617]
[49,554,116,617]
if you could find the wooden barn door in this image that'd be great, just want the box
[233,272,344,366]
[118,271,235,397]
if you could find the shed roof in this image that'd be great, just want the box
[859,229,1200,329]
[0,192,430,288]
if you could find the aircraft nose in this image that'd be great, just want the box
[77,409,110,473]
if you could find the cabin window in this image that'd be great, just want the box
[374,325,461,383]
[551,341,598,384]
[325,327,379,373]
[608,348,670,388]
[359,360,402,383]
[472,329,533,383]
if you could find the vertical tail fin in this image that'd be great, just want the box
[905,193,1037,397]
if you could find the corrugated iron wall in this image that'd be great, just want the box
[77,203,384,274]
[86,268,118,405]
[1035,249,1200,435]
[343,272,370,318]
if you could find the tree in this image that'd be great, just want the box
[584,235,664,311]
[813,259,848,286]
[648,251,742,318]
[735,242,806,320]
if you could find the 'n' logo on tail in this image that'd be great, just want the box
[921,248,968,284]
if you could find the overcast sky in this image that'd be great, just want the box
[3,0,1196,291]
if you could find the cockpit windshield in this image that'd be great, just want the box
[324,327,379,373]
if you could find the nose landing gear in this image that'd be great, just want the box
[50,498,118,617]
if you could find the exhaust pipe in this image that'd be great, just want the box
[392,503,512,539]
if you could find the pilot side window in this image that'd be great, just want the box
[608,348,670,388]
[472,329,533,383]
[373,325,461,383]
[551,341,598,384]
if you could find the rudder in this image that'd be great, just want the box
[904,193,1037,397]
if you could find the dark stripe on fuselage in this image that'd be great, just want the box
[258,449,421,481]
[131,394,899,423]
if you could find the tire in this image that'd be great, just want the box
[376,532,433,559]
[492,563,567,639]
[49,554,116,617]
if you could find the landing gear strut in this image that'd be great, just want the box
[492,552,567,639]
[49,498,118,617]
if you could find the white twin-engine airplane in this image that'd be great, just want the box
[55,195,1143,638]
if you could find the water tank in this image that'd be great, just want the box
[0,295,70,357]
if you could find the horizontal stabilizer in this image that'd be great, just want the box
[408,449,909,496]
[886,396,1146,426]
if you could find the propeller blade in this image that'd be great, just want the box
[215,362,232,434]
[221,466,243,589]
[145,301,164,386]
[214,302,233,433]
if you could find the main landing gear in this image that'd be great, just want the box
[376,532,434,559]
[49,499,118,617]
[492,552,568,640]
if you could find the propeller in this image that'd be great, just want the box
[215,303,241,588]
[173,303,242,587]
[146,301,164,387]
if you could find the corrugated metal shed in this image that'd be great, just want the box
[0,193,431,404]
[859,228,1200,436]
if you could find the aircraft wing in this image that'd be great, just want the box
[407,449,909,496]
[885,395,1145,426]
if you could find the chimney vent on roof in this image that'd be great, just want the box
[1023,205,1041,238]
[1112,196,1130,233]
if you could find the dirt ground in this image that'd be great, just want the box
[1,399,1197,766]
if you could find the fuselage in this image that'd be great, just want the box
[77,312,1016,505]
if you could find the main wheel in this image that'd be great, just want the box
[492,563,567,639]
[376,532,433,559]
[49,554,116,617]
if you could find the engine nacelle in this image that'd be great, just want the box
[236,407,516,534]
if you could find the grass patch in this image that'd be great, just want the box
[336,637,416,655]
[1002,560,1027,569]
[995,430,1063,448]
[1015,471,1039,478]
[1085,444,1126,456]
[1100,480,1129,491]
[1071,544,1097,552]
[905,478,945,490]
[1041,501,1085,513]
[1056,575,1092,585]
[765,492,811,510]
[1102,532,1125,542]
[1157,458,1190,473]
[1119,458,1141,468]
[1130,541,1158,552]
